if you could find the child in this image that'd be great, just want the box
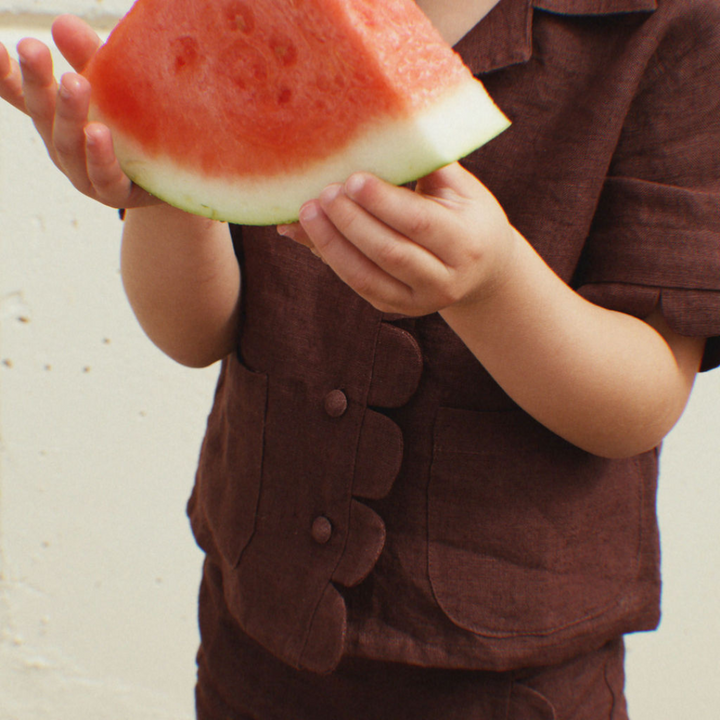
[2,1,718,718]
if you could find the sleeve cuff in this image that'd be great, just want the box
[578,283,720,372]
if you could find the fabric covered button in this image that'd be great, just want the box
[323,389,348,418]
[311,515,333,544]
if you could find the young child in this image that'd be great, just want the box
[2,1,718,718]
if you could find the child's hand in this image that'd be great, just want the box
[0,15,158,209]
[279,163,518,316]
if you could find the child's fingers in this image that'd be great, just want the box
[342,171,459,259]
[413,162,477,202]
[317,183,442,290]
[299,199,411,310]
[84,122,135,205]
[0,42,28,113]
[83,123,161,208]
[16,38,59,152]
[51,15,102,73]
[52,72,94,194]
[277,223,329,261]
[277,222,314,248]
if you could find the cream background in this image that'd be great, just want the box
[1,3,718,719]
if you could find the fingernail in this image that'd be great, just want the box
[84,126,99,147]
[299,201,319,223]
[320,183,342,205]
[276,224,295,239]
[58,77,72,100]
[345,173,365,197]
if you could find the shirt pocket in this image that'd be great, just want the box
[191,354,268,568]
[427,407,645,639]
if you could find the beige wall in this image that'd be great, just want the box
[1,5,213,718]
[1,5,719,719]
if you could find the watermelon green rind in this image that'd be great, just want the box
[97,78,509,225]
[86,0,511,225]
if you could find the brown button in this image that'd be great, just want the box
[311,516,333,544]
[323,389,348,418]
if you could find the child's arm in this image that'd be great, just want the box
[284,163,705,459]
[121,206,240,368]
[1,16,240,367]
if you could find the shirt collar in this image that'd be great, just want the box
[456,0,657,74]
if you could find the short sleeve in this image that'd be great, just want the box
[575,4,720,371]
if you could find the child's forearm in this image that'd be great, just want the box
[440,231,704,458]
[121,204,240,367]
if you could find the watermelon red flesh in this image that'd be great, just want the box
[84,0,510,224]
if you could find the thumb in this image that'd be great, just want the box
[414,162,478,202]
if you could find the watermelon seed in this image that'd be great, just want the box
[252,63,268,82]
[172,36,201,74]
[277,87,292,104]
[225,1,255,34]
[271,41,298,67]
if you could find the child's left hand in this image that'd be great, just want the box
[278,162,518,317]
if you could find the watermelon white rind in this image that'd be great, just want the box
[86,0,511,226]
[101,79,509,225]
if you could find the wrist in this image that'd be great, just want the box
[442,225,525,320]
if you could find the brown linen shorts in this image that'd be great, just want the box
[195,558,629,720]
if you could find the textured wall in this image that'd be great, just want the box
[0,4,214,719]
[1,3,719,720]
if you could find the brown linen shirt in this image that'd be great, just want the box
[187,0,720,677]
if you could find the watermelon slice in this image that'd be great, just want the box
[84,0,510,225]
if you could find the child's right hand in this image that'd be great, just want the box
[0,14,159,209]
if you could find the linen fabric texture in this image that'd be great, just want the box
[187,0,720,688]
[195,557,629,719]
